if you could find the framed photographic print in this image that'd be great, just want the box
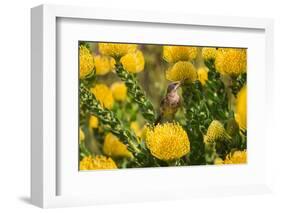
[31,4,274,208]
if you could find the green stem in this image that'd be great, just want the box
[115,62,156,124]
[80,142,91,156]
[181,83,206,165]
[230,73,247,96]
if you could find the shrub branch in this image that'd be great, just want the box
[115,62,156,124]
[79,82,141,156]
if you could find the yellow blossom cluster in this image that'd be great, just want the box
[204,120,230,144]
[91,84,114,109]
[214,157,224,165]
[163,46,197,63]
[146,123,190,161]
[120,50,145,73]
[80,155,117,170]
[79,45,94,79]
[202,47,217,61]
[130,121,142,138]
[89,115,99,129]
[93,55,115,75]
[215,48,247,77]
[197,67,209,85]
[224,150,247,164]
[99,43,138,58]
[235,86,247,130]
[110,82,128,101]
[103,133,133,158]
[166,61,197,83]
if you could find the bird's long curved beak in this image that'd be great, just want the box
[174,81,182,90]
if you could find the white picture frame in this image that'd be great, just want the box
[31,4,274,208]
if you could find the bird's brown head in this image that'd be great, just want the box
[167,81,181,93]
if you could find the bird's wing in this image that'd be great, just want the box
[159,98,166,113]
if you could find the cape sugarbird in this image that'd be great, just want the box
[155,81,182,124]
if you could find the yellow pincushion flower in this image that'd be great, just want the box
[204,120,230,144]
[166,61,197,82]
[224,150,247,164]
[146,123,190,161]
[130,121,142,138]
[215,48,247,76]
[235,86,247,130]
[197,67,209,85]
[80,155,117,170]
[103,133,133,158]
[120,50,145,73]
[79,45,94,79]
[110,82,127,102]
[141,124,149,140]
[93,55,115,75]
[79,128,85,143]
[91,84,114,109]
[202,47,217,61]
[163,45,197,63]
[99,43,137,58]
[89,115,99,129]
[214,157,224,165]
